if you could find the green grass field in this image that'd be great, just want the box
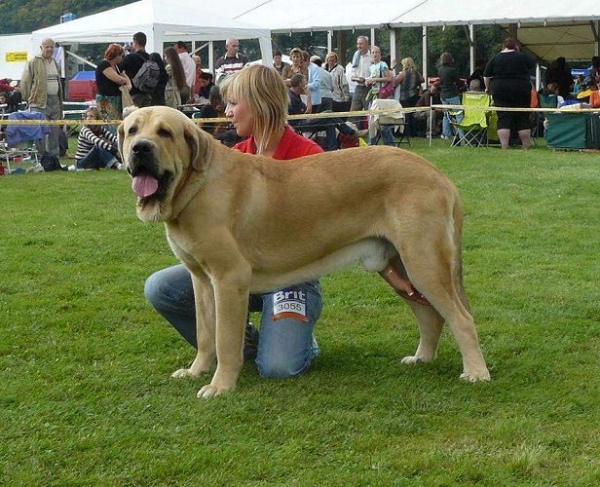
[1,139,599,486]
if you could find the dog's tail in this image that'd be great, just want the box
[452,193,471,312]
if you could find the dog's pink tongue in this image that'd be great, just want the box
[132,175,158,198]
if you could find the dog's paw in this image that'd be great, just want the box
[196,384,233,399]
[171,368,200,379]
[460,369,491,382]
[401,354,434,364]
[400,355,421,364]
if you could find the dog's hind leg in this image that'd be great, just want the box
[401,303,445,364]
[379,256,444,363]
[387,225,490,381]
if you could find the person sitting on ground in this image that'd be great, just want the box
[70,107,122,171]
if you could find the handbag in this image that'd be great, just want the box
[120,84,134,108]
[378,65,395,99]
[380,80,395,99]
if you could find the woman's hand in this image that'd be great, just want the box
[365,77,375,86]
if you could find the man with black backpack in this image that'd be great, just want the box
[119,32,157,108]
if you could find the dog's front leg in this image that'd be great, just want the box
[172,272,217,379]
[196,267,251,398]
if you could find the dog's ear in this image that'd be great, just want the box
[185,121,213,173]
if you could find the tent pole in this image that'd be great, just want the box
[389,29,397,73]
[469,25,475,77]
[209,41,215,74]
[422,25,428,85]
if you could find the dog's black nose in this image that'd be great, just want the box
[132,140,153,156]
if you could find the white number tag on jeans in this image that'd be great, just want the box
[272,288,308,322]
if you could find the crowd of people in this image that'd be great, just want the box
[4,31,600,169]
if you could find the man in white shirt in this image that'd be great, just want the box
[175,41,196,104]
[215,38,249,83]
[349,35,372,115]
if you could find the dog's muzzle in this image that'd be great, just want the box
[127,139,166,200]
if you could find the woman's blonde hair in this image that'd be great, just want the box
[221,65,288,155]
[401,57,417,72]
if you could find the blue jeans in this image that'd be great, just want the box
[76,146,118,170]
[441,95,463,138]
[368,126,394,146]
[144,264,323,379]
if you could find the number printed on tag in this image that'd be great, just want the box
[272,288,308,322]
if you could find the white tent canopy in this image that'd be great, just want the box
[229,0,600,61]
[30,0,273,64]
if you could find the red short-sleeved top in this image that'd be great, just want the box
[233,125,323,159]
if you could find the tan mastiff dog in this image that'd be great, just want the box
[119,106,490,398]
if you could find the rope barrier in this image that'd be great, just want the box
[1,104,598,126]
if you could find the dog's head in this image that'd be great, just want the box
[118,106,212,222]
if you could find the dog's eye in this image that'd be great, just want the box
[128,126,138,135]
[157,128,172,138]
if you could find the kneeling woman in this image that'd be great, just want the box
[72,107,122,170]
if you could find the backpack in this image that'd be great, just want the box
[40,152,64,172]
[132,55,160,93]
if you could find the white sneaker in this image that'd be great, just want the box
[68,165,77,171]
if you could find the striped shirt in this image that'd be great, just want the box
[76,126,118,161]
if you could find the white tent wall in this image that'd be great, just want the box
[30,0,273,69]
[232,0,599,64]
[0,34,31,80]
[387,0,600,62]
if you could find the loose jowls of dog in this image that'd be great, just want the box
[119,106,490,399]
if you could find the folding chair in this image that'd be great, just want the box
[2,110,49,173]
[450,92,490,147]
[369,98,409,147]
